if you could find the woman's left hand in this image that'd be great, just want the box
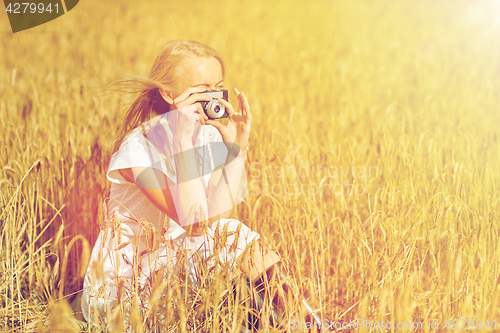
[206,87,252,152]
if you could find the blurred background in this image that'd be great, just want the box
[1,0,500,331]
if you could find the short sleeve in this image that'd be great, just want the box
[107,128,177,184]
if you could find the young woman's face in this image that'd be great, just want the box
[166,56,224,109]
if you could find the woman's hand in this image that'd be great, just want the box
[206,88,252,151]
[165,87,211,147]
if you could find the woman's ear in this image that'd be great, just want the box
[159,88,174,104]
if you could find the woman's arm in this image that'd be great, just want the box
[170,139,210,228]
[206,145,247,219]
[118,87,251,232]
[204,88,252,219]
[119,167,179,221]
[119,162,213,237]
[118,158,225,229]
[120,91,212,233]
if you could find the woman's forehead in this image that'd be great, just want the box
[176,57,223,86]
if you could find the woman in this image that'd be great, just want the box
[81,40,312,331]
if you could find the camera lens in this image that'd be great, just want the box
[205,99,225,119]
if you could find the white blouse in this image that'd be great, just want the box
[105,116,227,240]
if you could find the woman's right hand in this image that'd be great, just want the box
[166,87,211,146]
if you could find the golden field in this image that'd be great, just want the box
[1,0,500,331]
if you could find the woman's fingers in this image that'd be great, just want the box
[171,88,210,126]
[239,91,252,119]
[233,87,251,119]
[177,104,206,125]
[215,97,237,121]
[175,93,211,111]
[173,86,209,107]
[205,118,223,130]
[172,87,212,126]
[233,87,242,114]
[191,103,207,125]
[170,87,251,132]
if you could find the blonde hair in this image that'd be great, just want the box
[109,40,225,154]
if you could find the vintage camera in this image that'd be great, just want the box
[199,89,229,119]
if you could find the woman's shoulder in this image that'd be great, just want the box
[113,126,156,157]
[121,126,146,146]
[107,125,165,183]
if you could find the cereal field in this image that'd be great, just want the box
[1,0,500,331]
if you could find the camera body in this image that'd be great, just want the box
[199,89,229,119]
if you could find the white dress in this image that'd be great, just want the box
[81,116,259,326]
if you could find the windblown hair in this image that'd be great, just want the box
[108,40,225,154]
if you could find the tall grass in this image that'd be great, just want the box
[1,0,500,331]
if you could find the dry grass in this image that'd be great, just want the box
[1,0,500,331]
